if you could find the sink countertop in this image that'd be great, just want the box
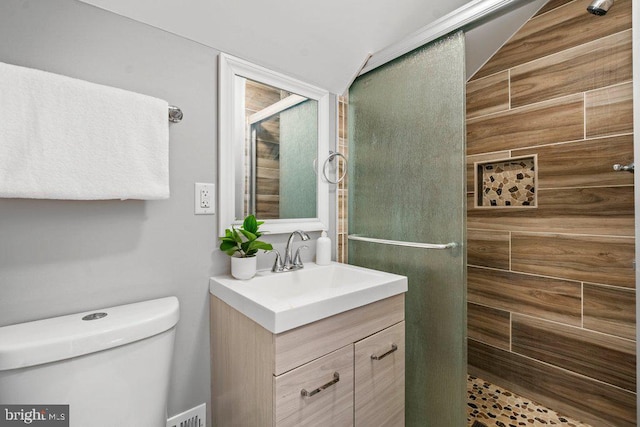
[209,262,408,334]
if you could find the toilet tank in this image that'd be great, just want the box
[0,297,179,427]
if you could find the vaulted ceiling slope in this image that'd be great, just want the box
[78,0,479,93]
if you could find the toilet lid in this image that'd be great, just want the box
[0,296,179,371]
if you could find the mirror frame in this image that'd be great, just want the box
[218,53,330,235]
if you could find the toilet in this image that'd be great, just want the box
[0,296,179,427]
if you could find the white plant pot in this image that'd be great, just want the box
[231,256,257,280]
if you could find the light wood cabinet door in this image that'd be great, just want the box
[275,344,354,427]
[354,322,405,427]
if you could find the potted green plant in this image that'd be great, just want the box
[219,214,273,279]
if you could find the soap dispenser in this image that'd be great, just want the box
[316,231,331,265]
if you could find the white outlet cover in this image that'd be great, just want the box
[195,183,215,215]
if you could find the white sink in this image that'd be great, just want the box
[209,262,407,334]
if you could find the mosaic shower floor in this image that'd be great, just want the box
[467,375,593,427]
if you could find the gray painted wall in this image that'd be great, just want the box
[0,0,332,421]
[0,0,218,418]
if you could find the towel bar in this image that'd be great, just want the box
[348,234,458,250]
[168,105,183,123]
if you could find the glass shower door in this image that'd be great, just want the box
[348,32,466,426]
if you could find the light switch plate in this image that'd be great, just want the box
[195,183,215,215]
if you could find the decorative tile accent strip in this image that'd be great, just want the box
[467,375,592,426]
[476,156,536,207]
[337,96,348,263]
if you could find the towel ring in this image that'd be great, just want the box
[322,151,347,184]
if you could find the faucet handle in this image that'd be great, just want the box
[271,250,284,272]
[293,246,308,268]
[297,230,311,241]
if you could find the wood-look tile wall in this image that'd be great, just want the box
[466,1,635,425]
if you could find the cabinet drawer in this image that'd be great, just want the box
[274,294,404,375]
[355,321,405,427]
[275,344,354,427]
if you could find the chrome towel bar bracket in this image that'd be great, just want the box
[613,162,634,173]
[168,105,183,123]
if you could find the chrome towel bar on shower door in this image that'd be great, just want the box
[347,234,458,250]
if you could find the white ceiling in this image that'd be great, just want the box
[78,0,480,93]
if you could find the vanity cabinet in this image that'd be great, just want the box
[210,293,405,427]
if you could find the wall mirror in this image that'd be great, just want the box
[218,53,330,235]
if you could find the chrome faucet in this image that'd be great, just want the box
[272,230,310,272]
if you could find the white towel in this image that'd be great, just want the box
[0,61,170,200]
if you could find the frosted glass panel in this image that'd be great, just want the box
[280,100,318,218]
[348,32,466,426]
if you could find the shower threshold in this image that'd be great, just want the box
[467,375,593,426]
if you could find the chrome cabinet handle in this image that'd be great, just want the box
[371,344,398,361]
[301,372,340,397]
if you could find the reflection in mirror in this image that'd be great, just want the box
[242,79,318,220]
[218,53,330,235]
